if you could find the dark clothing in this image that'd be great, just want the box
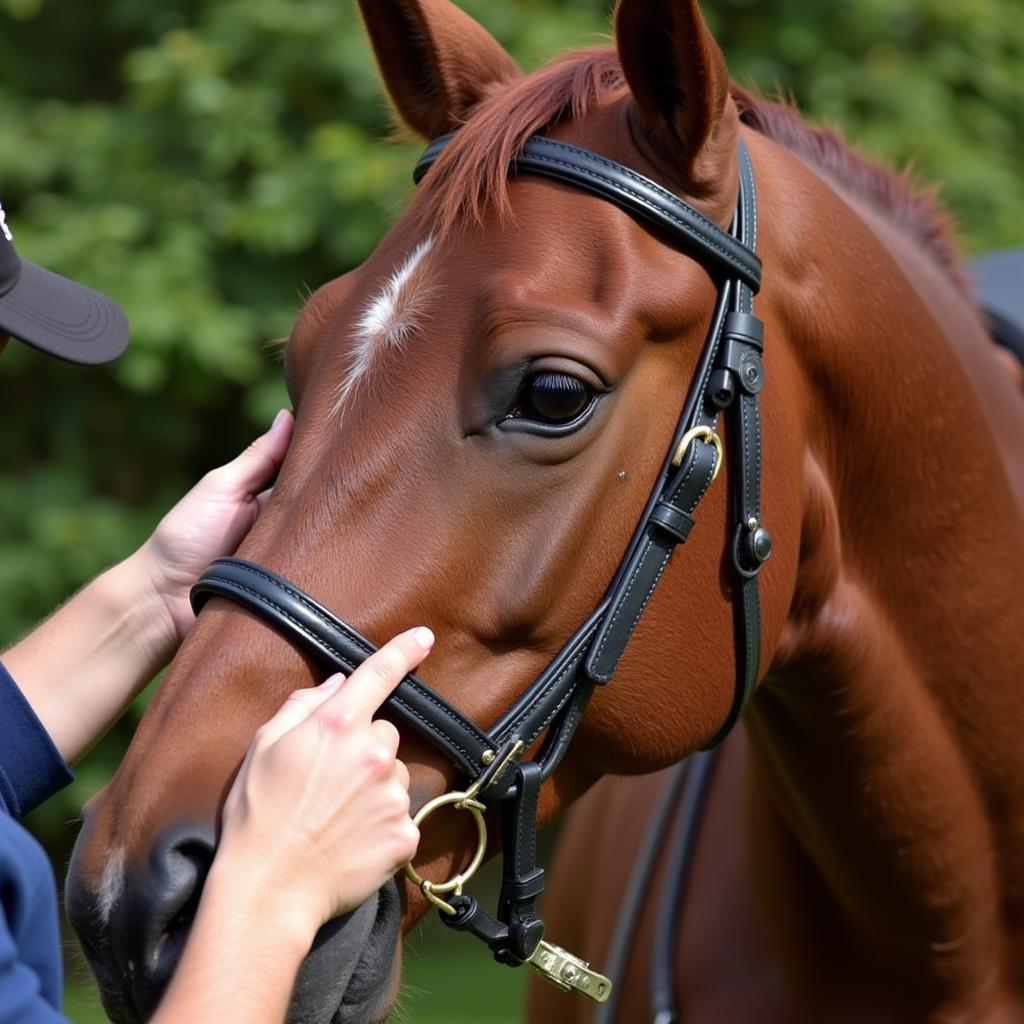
[0,662,73,1021]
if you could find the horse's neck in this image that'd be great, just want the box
[747,137,1024,1008]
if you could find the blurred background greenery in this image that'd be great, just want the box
[0,0,1021,1019]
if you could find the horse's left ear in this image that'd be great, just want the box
[615,0,737,197]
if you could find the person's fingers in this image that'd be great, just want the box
[370,718,401,756]
[256,673,346,747]
[320,627,434,721]
[210,409,294,499]
[394,759,410,791]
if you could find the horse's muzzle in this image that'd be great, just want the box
[67,823,403,1024]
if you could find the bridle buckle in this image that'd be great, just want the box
[671,425,724,477]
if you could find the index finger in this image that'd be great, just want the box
[323,626,434,720]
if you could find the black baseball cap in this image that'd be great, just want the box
[0,200,129,365]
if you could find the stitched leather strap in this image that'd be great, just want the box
[190,558,492,777]
[415,135,763,293]
[585,439,720,681]
[494,762,546,964]
[703,147,767,747]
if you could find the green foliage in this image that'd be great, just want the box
[0,0,1020,928]
[708,0,1024,251]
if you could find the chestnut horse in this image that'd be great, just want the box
[67,1,1024,1022]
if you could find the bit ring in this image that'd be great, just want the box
[404,790,488,915]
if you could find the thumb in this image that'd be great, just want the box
[214,409,294,499]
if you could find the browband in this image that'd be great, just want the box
[415,134,762,293]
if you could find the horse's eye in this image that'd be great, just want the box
[512,371,595,425]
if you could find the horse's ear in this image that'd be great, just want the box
[615,0,736,195]
[357,0,522,140]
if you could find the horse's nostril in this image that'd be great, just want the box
[123,823,217,1011]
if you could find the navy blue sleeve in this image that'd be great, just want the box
[0,664,73,819]
[0,815,68,1022]
[0,912,67,1024]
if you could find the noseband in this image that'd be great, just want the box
[191,134,767,1000]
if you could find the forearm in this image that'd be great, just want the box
[151,862,312,1024]
[2,550,178,764]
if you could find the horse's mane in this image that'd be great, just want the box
[730,85,968,293]
[420,48,968,293]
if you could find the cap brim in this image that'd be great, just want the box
[0,259,129,365]
[972,248,1024,330]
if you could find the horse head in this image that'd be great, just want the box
[66,1,813,1020]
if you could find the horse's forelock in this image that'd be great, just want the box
[415,47,625,238]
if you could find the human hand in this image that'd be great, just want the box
[139,409,294,643]
[209,628,428,939]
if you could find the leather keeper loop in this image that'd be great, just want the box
[650,501,696,544]
[722,311,765,351]
[508,868,546,901]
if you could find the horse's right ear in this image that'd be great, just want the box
[357,0,522,140]
[614,0,736,197]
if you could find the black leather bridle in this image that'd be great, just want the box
[191,132,769,1001]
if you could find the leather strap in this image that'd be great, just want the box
[191,558,492,777]
[703,148,768,746]
[649,749,719,1024]
[438,766,546,966]
[416,135,763,293]
[494,762,546,964]
[586,439,719,682]
[591,760,691,1024]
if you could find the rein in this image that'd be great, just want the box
[191,133,768,1002]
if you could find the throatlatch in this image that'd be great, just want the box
[191,131,767,1003]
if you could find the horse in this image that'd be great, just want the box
[65,0,1024,1022]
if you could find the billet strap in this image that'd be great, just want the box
[704,145,768,745]
[190,558,493,778]
[415,135,762,293]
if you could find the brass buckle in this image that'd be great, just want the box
[671,425,723,478]
[403,741,613,1004]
